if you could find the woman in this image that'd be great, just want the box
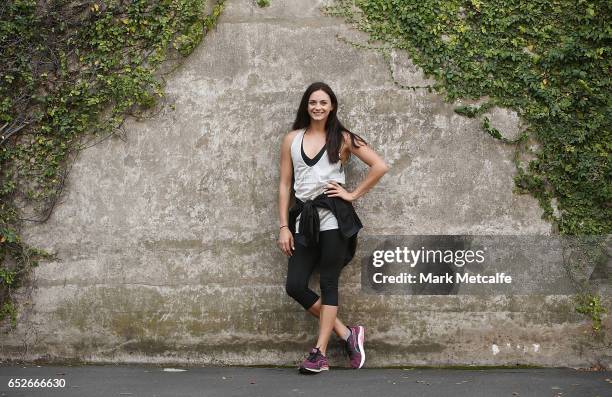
[277,82,390,374]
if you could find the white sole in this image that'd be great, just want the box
[299,366,329,374]
[357,326,365,369]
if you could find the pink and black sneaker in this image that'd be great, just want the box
[298,347,329,374]
[344,325,365,369]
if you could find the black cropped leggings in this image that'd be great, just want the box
[285,229,350,309]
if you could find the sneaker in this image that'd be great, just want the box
[344,325,365,369]
[298,347,329,374]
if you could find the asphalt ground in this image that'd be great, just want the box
[0,363,611,397]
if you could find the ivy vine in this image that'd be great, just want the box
[0,0,225,328]
[324,0,610,235]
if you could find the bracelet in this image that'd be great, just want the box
[279,225,288,230]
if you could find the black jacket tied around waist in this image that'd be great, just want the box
[288,193,363,267]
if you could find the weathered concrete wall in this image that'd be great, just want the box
[1,0,610,367]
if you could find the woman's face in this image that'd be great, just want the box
[307,90,334,122]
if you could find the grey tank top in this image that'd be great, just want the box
[291,128,346,232]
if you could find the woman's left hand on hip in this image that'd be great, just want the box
[324,181,355,202]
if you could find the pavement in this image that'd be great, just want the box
[0,364,611,397]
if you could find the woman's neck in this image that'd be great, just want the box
[308,119,327,135]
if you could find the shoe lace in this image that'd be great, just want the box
[307,349,320,362]
[344,339,354,358]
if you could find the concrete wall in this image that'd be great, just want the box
[1,0,610,367]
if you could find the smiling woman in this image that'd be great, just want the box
[277,81,390,374]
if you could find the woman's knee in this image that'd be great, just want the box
[319,276,339,306]
[320,292,339,306]
[286,280,320,310]
[285,279,306,300]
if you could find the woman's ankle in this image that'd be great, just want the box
[340,326,351,341]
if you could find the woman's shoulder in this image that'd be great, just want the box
[340,129,367,148]
[339,130,355,151]
[282,129,302,144]
[281,129,302,151]
[288,128,303,137]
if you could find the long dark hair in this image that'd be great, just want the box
[292,82,367,164]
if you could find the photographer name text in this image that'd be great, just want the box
[372,272,512,284]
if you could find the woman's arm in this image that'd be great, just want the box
[277,131,296,255]
[326,131,390,202]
